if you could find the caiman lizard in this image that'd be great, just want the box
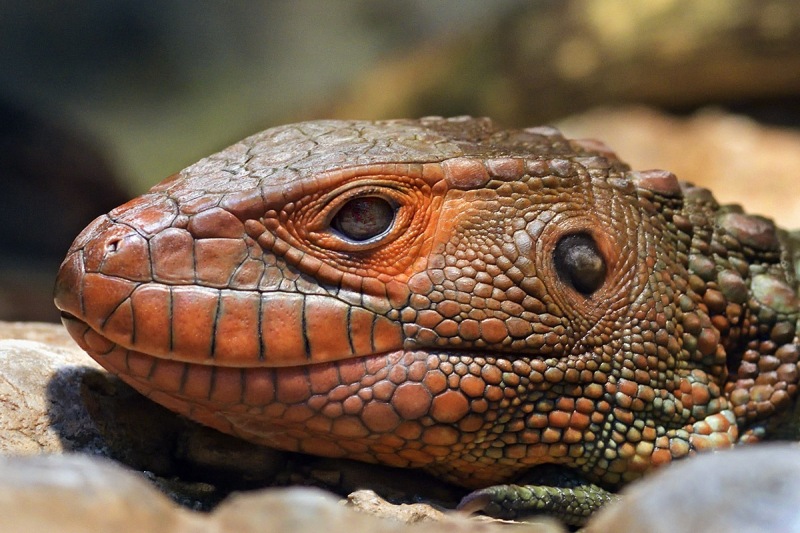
[53,116,800,526]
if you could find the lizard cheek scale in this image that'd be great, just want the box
[53,117,800,526]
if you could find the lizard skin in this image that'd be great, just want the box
[53,117,800,526]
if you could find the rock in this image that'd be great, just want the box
[0,321,190,468]
[0,322,105,455]
[344,490,563,531]
[558,107,800,228]
[0,454,196,533]
[0,454,562,533]
[346,489,448,522]
[585,444,800,533]
[217,486,563,533]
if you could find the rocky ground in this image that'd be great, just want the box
[1,321,800,532]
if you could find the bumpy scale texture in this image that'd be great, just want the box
[54,117,800,524]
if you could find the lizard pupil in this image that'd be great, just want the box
[553,233,606,295]
[331,196,395,242]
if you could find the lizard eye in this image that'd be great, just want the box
[331,196,396,242]
[554,233,606,295]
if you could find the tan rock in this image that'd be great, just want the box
[558,107,800,228]
[0,454,197,533]
[0,322,103,454]
[344,489,564,532]
[217,486,562,533]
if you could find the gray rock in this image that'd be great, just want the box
[585,444,800,533]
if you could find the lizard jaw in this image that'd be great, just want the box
[59,309,604,487]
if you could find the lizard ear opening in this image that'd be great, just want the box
[553,233,607,296]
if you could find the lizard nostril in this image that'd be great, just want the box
[105,237,121,253]
[89,227,152,281]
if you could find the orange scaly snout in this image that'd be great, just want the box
[54,208,406,369]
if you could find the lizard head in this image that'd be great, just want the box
[54,117,800,490]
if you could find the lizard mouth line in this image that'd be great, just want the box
[60,310,381,369]
[59,308,576,375]
[59,309,499,370]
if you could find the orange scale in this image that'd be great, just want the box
[320,403,343,419]
[337,438,372,455]
[282,404,315,423]
[386,364,408,385]
[364,352,392,376]
[307,364,340,395]
[371,379,396,401]
[484,385,504,402]
[421,425,460,446]
[148,358,187,393]
[91,346,130,374]
[263,403,286,419]
[397,448,434,465]
[209,367,245,404]
[541,428,562,444]
[421,370,447,395]
[470,398,489,413]
[569,411,591,430]
[374,453,410,468]
[480,365,503,385]
[394,421,424,441]
[458,374,485,397]
[304,415,333,433]
[300,438,346,458]
[242,368,275,405]
[392,382,432,419]
[420,445,452,458]
[342,395,364,415]
[361,402,400,433]
[275,367,312,404]
[548,443,570,458]
[562,427,584,444]
[378,434,406,449]
[125,350,156,379]
[330,416,370,438]
[148,390,192,420]
[407,359,429,381]
[430,390,469,423]
[447,373,460,388]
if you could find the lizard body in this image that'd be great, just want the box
[53,117,800,525]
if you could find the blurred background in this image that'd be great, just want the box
[2,0,800,321]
